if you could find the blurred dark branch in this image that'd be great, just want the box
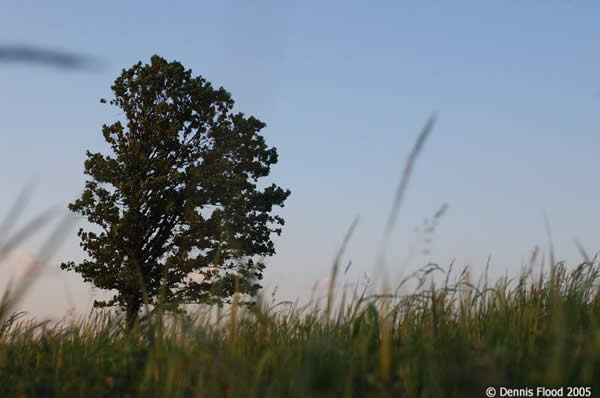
[0,44,100,70]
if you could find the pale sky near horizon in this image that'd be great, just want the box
[1,1,599,320]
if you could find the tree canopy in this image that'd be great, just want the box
[61,55,290,327]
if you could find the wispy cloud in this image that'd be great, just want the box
[3,249,60,278]
[315,277,331,290]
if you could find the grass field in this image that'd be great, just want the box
[0,253,599,397]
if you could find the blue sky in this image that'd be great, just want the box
[1,1,599,319]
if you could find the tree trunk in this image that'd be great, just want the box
[125,247,142,330]
[125,297,141,330]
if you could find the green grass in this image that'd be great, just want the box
[0,257,599,397]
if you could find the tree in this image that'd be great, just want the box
[61,55,291,327]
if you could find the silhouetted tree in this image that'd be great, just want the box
[61,55,290,327]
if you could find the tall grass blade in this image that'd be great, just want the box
[376,114,437,276]
[326,216,359,321]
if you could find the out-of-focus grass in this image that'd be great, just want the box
[0,44,101,70]
[0,257,599,397]
[0,185,74,322]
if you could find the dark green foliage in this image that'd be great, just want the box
[61,55,290,326]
